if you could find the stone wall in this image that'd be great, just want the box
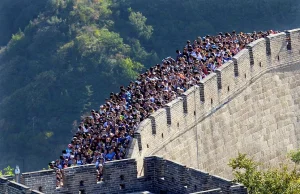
[132,28,300,178]
[21,169,56,193]
[2,156,246,194]
[143,156,246,194]
[0,176,42,194]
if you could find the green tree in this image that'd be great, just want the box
[128,10,153,40]
[0,0,153,171]
[117,0,300,59]
[229,153,300,194]
[289,149,300,164]
[0,0,48,46]
[0,166,14,176]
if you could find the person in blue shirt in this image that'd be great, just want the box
[76,159,83,165]
[223,53,232,63]
[66,144,72,154]
[105,149,116,161]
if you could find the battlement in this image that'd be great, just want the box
[0,156,246,194]
[0,176,43,194]
[131,28,300,176]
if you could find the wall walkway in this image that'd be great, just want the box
[130,29,300,178]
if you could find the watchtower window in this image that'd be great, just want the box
[259,62,262,67]
[277,55,280,61]
[161,133,164,138]
[38,186,42,192]
[227,86,230,92]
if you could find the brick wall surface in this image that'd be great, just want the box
[167,97,185,132]
[231,49,251,89]
[142,156,246,194]
[0,177,8,194]
[247,38,268,77]
[266,32,288,67]
[7,180,31,194]
[289,29,300,58]
[131,29,300,179]
[200,73,219,111]
[22,169,56,193]
[2,156,245,194]
[62,164,97,193]
[215,61,235,103]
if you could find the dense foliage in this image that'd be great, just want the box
[0,0,156,171]
[289,149,300,164]
[0,0,48,46]
[0,0,300,171]
[117,0,300,58]
[229,153,300,194]
[0,166,14,176]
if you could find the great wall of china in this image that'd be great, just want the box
[129,29,300,178]
[0,28,300,193]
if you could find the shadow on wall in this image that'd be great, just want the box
[131,28,300,177]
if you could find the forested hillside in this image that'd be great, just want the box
[0,0,299,171]
[0,0,49,46]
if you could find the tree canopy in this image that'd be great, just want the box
[0,0,155,171]
[0,166,14,176]
[229,153,300,194]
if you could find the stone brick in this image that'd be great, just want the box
[131,28,300,181]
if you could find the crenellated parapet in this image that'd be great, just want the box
[0,176,43,194]
[5,156,246,194]
[131,28,300,174]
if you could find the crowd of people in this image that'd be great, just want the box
[49,30,279,187]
